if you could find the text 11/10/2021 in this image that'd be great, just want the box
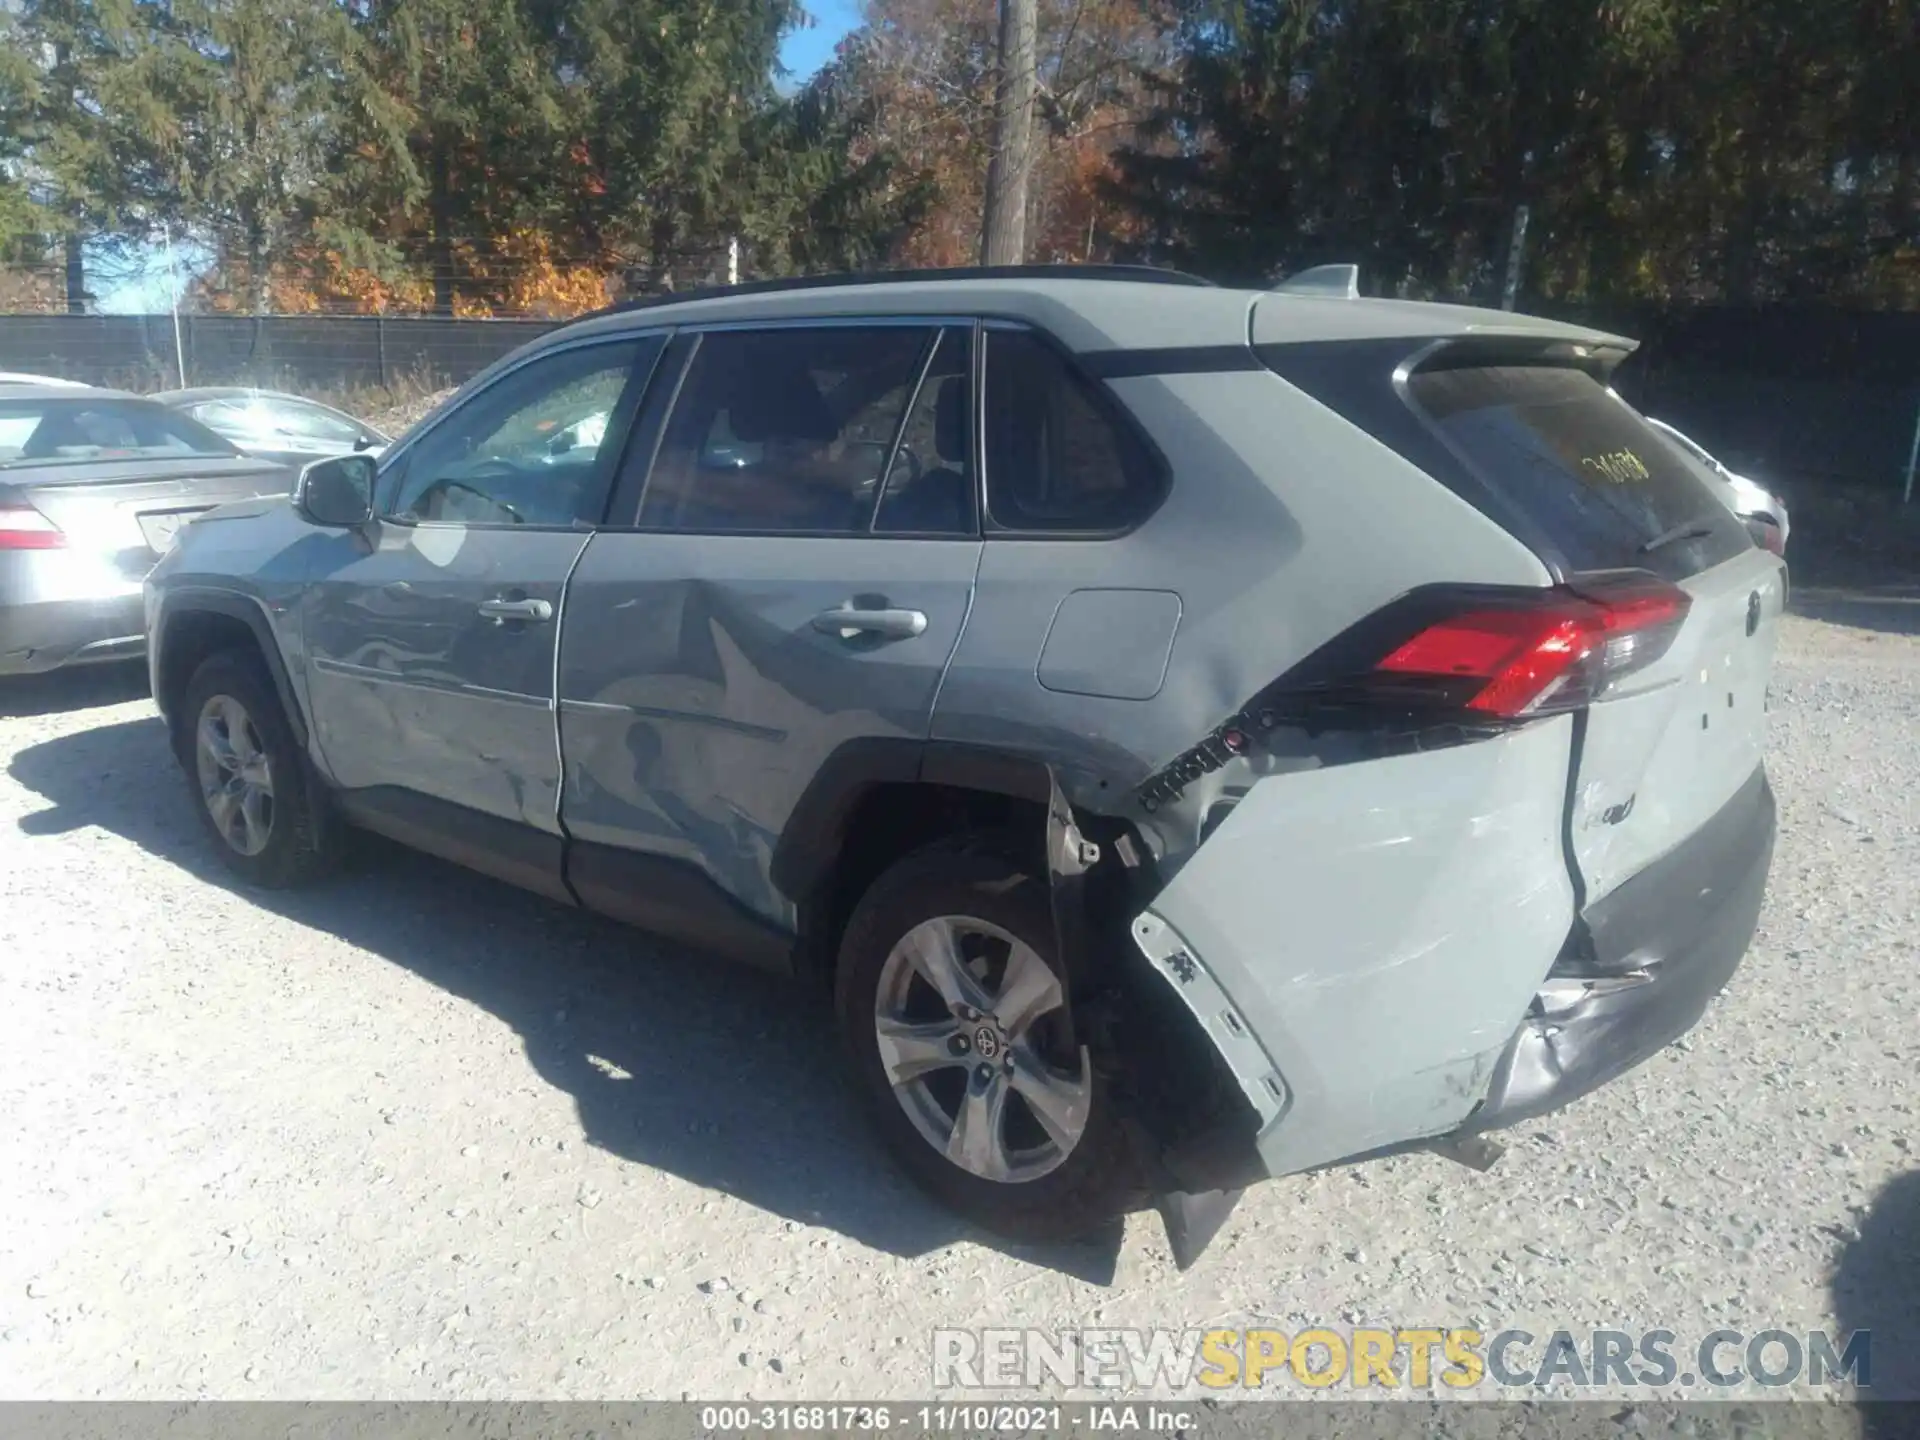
[698,1404,1190,1433]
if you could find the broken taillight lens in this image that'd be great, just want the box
[0,505,66,550]
[1373,575,1689,718]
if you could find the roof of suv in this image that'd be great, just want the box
[556,265,1629,358]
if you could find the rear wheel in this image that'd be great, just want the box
[180,650,334,888]
[835,841,1141,1241]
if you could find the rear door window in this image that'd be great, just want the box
[1407,364,1749,579]
[874,328,976,536]
[639,326,934,535]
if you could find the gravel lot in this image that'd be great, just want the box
[1,607,1914,1404]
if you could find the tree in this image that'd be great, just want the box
[5,0,158,311]
[537,0,799,289]
[1111,0,1919,308]
[734,38,937,276]
[116,0,367,313]
[324,0,573,313]
[832,0,1168,269]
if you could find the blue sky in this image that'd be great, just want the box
[97,4,865,313]
[783,0,863,85]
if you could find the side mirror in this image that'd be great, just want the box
[294,453,376,527]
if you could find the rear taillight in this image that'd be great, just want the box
[1371,575,1689,719]
[0,505,66,550]
[1137,574,1692,812]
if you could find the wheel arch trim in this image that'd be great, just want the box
[153,588,309,752]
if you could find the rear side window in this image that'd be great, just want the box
[1407,364,1749,578]
[982,329,1162,532]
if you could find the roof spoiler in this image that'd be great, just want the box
[1270,263,1360,299]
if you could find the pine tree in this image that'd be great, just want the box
[6,0,154,311]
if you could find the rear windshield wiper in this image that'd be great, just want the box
[1639,519,1715,555]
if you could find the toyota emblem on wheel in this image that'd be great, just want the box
[973,1026,1001,1060]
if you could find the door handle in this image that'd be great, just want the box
[478,596,554,624]
[811,606,928,640]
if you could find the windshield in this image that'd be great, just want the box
[0,398,241,469]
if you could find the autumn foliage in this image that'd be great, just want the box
[233,231,612,318]
[854,0,1165,269]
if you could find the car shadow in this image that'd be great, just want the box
[1832,1168,1920,1415]
[7,713,1126,1282]
[0,661,150,718]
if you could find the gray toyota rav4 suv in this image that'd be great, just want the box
[146,265,1781,1265]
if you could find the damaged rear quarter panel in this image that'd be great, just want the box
[929,364,1577,1175]
[1144,717,1577,1175]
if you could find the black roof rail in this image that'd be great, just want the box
[571,263,1216,326]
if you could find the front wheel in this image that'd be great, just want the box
[834,842,1142,1242]
[180,650,335,888]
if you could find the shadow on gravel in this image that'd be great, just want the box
[1789,583,1920,638]
[1833,1168,1920,1414]
[7,713,1125,1283]
[0,661,150,717]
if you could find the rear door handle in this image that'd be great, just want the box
[478,597,554,624]
[811,606,928,640]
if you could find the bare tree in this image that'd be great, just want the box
[979,0,1038,264]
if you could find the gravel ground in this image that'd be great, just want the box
[0,611,1914,1405]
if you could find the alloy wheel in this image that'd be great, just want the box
[873,915,1091,1183]
[194,693,276,857]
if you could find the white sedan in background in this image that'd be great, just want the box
[1645,416,1790,555]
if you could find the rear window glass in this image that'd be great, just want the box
[1407,364,1749,578]
[0,399,238,468]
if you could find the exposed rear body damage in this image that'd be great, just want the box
[1137,720,1577,1176]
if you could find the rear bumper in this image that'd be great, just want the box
[0,550,149,675]
[1460,764,1775,1133]
[0,593,147,674]
[1138,752,1774,1197]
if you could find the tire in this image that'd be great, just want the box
[179,648,335,888]
[834,840,1142,1243]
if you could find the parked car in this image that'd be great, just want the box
[151,387,389,471]
[0,372,89,388]
[145,266,1782,1266]
[1644,416,1790,555]
[1,386,293,675]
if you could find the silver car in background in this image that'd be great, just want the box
[1,386,292,675]
[151,387,390,471]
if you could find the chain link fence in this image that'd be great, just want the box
[0,311,561,399]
